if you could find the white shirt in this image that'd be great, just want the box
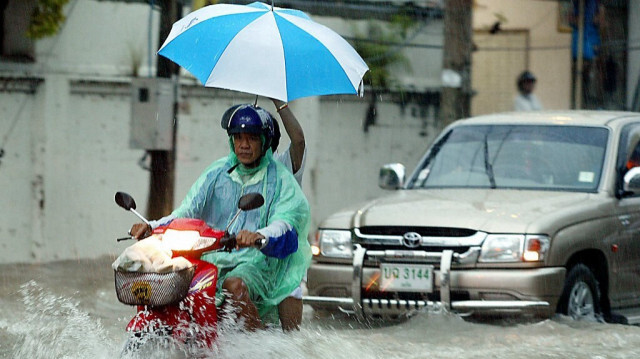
[514,93,543,111]
[273,144,306,187]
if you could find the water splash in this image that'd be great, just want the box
[4,271,640,359]
[8,281,118,359]
[207,315,385,359]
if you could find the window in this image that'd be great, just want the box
[409,124,608,192]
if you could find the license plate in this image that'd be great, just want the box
[380,263,433,292]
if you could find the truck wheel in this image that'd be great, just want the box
[557,264,602,321]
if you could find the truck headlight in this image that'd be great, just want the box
[318,229,353,258]
[522,235,550,262]
[479,235,524,262]
[479,234,550,263]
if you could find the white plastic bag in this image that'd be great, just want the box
[112,236,191,273]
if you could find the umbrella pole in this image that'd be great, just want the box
[271,1,274,11]
[254,95,259,107]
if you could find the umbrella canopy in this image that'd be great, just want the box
[158,1,369,102]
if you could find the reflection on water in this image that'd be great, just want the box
[2,257,640,359]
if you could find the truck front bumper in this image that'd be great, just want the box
[304,245,565,319]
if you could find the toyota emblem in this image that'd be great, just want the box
[402,232,422,248]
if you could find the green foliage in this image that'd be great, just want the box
[390,13,414,39]
[26,0,70,39]
[353,17,413,91]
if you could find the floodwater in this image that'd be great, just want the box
[2,257,640,359]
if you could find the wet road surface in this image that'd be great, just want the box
[2,256,640,359]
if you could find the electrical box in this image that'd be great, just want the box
[130,77,176,150]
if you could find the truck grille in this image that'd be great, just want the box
[354,226,485,252]
[363,243,471,255]
[359,226,476,237]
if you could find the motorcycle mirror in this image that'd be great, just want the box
[238,193,264,211]
[224,193,265,234]
[115,191,150,226]
[115,192,136,211]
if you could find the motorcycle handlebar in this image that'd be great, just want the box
[219,234,265,252]
[219,234,236,251]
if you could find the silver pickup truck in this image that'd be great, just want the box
[305,111,640,324]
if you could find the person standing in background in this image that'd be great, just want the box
[514,71,543,111]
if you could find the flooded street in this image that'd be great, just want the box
[2,256,640,359]
[1,1,638,358]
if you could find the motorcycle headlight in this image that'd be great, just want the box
[479,234,550,263]
[318,229,353,258]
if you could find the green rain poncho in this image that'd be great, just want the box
[164,143,311,323]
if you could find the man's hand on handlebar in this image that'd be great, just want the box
[130,223,152,239]
[235,230,265,249]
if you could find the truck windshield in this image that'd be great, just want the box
[408,125,609,191]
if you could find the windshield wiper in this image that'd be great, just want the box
[483,133,497,188]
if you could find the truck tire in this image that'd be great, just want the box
[556,264,602,321]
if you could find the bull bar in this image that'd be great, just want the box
[303,244,550,319]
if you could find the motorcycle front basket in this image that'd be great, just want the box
[114,266,195,307]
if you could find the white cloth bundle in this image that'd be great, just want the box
[112,236,192,273]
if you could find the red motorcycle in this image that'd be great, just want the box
[113,192,264,357]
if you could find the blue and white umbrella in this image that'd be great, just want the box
[158,1,369,102]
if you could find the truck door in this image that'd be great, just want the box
[611,123,640,307]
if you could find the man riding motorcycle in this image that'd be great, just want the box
[130,104,311,331]
[221,99,308,331]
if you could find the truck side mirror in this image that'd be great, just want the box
[379,163,405,190]
[623,167,640,194]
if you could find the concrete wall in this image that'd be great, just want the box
[34,1,160,77]
[0,79,147,262]
[0,86,38,260]
[0,0,443,263]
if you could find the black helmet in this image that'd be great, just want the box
[221,104,275,154]
[517,71,537,92]
[271,117,281,152]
